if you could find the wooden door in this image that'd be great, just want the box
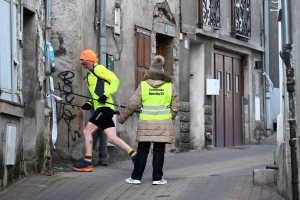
[156,35,165,56]
[215,54,225,147]
[214,53,243,147]
[224,56,234,146]
[233,58,243,145]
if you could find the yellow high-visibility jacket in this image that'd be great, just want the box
[118,72,180,143]
[140,81,172,121]
[86,63,119,110]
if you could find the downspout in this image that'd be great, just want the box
[263,0,271,136]
[276,0,284,147]
[45,0,52,108]
[179,0,182,33]
[20,0,23,48]
[44,0,53,174]
[98,0,108,166]
[280,0,299,199]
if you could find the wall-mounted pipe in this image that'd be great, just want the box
[280,0,298,199]
[45,0,52,108]
[19,0,23,48]
[179,0,182,33]
[98,0,108,166]
[281,0,292,47]
[263,0,271,136]
[46,0,51,28]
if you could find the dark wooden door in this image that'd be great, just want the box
[224,56,234,146]
[214,53,243,147]
[156,35,165,56]
[233,58,243,145]
[215,54,225,147]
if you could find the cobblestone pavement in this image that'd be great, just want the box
[0,144,285,200]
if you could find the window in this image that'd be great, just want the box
[218,71,222,90]
[198,0,221,29]
[135,26,151,89]
[231,0,251,40]
[227,73,231,92]
[0,0,19,103]
[235,74,239,93]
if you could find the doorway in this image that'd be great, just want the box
[214,52,243,147]
[156,34,173,76]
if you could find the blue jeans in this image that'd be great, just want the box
[131,142,166,181]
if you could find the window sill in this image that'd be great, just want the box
[195,28,264,52]
[0,100,24,118]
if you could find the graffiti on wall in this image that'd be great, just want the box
[56,71,83,148]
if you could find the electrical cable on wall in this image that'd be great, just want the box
[262,71,274,96]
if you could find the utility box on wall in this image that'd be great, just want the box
[206,79,220,95]
[5,124,17,165]
[106,53,114,71]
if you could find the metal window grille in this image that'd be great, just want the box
[200,0,221,30]
[232,0,251,39]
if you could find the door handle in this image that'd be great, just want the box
[225,93,228,97]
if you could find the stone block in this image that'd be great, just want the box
[253,169,275,185]
[204,105,212,115]
[204,115,212,124]
[180,122,190,132]
[180,102,190,112]
[205,124,212,132]
[180,132,190,143]
[179,111,190,122]
[179,142,190,152]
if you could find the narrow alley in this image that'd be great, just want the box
[0,143,284,200]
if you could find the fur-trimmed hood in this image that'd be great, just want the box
[143,72,172,88]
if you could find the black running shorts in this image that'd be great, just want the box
[89,107,115,130]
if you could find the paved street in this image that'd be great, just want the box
[0,144,285,200]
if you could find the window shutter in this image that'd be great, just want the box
[0,0,18,102]
[135,26,151,89]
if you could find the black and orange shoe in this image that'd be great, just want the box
[73,161,93,172]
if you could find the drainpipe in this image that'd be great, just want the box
[20,0,23,48]
[44,0,53,174]
[276,0,284,147]
[179,0,182,33]
[280,0,299,199]
[263,0,271,136]
[98,0,108,166]
[45,0,52,108]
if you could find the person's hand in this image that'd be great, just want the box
[98,95,107,104]
[81,103,92,110]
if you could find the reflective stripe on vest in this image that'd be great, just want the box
[140,81,172,121]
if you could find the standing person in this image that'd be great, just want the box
[73,49,137,172]
[118,55,180,185]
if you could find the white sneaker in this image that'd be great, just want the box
[125,177,141,184]
[152,178,167,185]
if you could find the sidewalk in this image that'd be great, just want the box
[0,144,285,200]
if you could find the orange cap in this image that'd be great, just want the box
[80,50,98,63]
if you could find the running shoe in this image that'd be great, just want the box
[73,161,93,172]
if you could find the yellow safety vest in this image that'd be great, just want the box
[140,81,172,121]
